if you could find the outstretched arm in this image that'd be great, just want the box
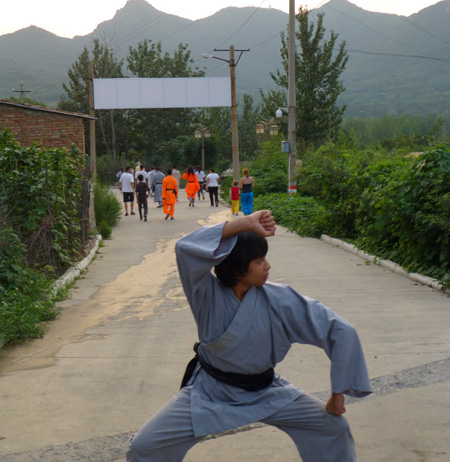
[222,210,276,240]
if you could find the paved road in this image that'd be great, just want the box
[0,190,449,462]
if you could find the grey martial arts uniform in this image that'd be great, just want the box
[127,223,372,462]
[152,171,165,205]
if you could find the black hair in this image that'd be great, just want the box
[167,169,173,175]
[214,232,268,287]
[138,174,144,181]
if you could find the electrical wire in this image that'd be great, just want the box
[346,48,450,64]
[215,0,266,49]
[397,16,450,48]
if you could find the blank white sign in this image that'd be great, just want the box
[93,77,231,109]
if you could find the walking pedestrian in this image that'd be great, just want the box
[162,169,178,220]
[135,174,150,222]
[135,165,148,186]
[119,166,136,216]
[126,210,372,462]
[182,166,200,207]
[195,167,205,200]
[240,168,254,216]
[172,166,181,200]
[230,179,240,216]
[152,167,165,208]
[205,168,220,207]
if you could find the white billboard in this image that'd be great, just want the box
[93,77,231,110]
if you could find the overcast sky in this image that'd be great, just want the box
[1,0,444,38]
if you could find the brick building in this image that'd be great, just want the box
[0,100,94,152]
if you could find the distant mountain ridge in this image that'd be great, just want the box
[1,0,449,120]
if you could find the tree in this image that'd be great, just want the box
[58,39,127,158]
[126,40,205,165]
[238,93,261,160]
[271,7,348,150]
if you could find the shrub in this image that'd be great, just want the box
[94,181,122,235]
[254,193,327,237]
[356,146,450,281]
[97,220,112,239]
[0,229,58,346]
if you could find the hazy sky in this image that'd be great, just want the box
[1,0,444,38]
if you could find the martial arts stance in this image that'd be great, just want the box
[127,211,372,462]
[162,169,178,220]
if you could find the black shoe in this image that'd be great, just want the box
[140,216,143,220]
[165,214,170,220]
[189,201,191,207]
[131,212,136,215]
[125,213,129,216]
[170,217,174,220]
[216,204,218,207]
[144,216,147,222]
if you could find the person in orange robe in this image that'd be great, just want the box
[162,169,179,220]
[182,166,200,207]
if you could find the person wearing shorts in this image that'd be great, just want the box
[119,165,136,216]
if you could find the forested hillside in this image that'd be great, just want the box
[0,0,449,120]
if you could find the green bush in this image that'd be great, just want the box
[356,146,450,281]
[254,193,327,237]
[0,129,85,272]
[0,229,58,346]
[97,220,112,239]
[94,182,122,236]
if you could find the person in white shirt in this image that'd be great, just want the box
[119,166,136,216]
[195,167,205,200]
[135,165,148,185]
[206,168,220,207]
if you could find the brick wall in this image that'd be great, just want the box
[0,103,86,152]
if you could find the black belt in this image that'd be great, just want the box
[154,183,162,185]
[188,181,195,183]
[180,342,274,392]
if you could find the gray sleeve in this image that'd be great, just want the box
[267,284,372,398]
[175,223,237,323]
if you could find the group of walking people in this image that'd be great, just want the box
[118,164,181,221]
[118,163,256,221]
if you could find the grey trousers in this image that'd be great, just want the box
[126,387,356,462]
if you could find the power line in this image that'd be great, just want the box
[346,48,450,64]
[215,0,266,49]
[397,16,450,48]
[322,2,428,56]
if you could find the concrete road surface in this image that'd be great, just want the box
[0,190,449,462]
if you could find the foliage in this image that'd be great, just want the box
[93,182,122,238]
[271,7,348,150]
[355,147,450,282]
[254,193,327,237]
[0,228,59,346]
[250,135,289,196]
[341,114,447,148]
[58,39,127,159]
[238,94,261,161]
[125,40,205,161]
[0,129,85,272]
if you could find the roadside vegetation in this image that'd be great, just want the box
[1,8,449,348]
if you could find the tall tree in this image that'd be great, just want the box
[126,40,205,165]
[58,39,127,158]
[271,7,348,149]
[238,93,261,161]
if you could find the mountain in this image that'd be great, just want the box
[1,0,449,121]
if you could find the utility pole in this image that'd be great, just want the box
[229,46,240,182]
[88,61,97,182]
[287,0,297,195]
[12,82,31,104]
[204,47,249,182]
